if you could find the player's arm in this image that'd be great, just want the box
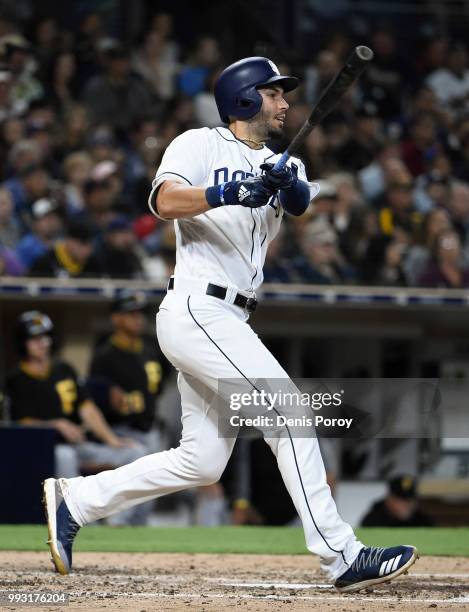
[155,176,278,220]
[150,129,278,220]
[260,162,311,216]
[78,400,136,447]
[155,181,211,220]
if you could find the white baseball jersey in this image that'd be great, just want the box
[149,126,317,292]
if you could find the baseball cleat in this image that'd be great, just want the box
[43,478,80,575]
[335,544,418,592]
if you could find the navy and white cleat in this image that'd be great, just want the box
[335,545,418,592]
[43,478,80,575]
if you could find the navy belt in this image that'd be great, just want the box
[167,277,257,313]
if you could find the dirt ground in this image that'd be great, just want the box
[0,551,468,611]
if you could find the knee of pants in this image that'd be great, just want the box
[178,445,227,486]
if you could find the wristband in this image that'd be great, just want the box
[205,183,226,208]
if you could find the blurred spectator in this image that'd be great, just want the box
[34,17,61,82]
[376,175,422,238]
[0,67,14,122]
[448,114,469,182]
[361,475,433,527]
[0,186,19,248]
[358,139,402,201]
[193,67,222,128]
[86,125,119,164]
[124,117,159,191]
[73,177,115,235]
[426,42,469,110]
[94,215,144,279]
[0,34,43,115]
[295,218,356,284]
[418,229,469,288]
[414,170,451,213]
[62,151,93,213]
[416,36,448,78]
[16,198,63,268]
[447,181,469,240]
[401,113,439,177]
[304,50,340,105]
[336,102,382,172]
[132,14,180,101]
[1,116,26,150]
[56,104,90,157]
[327,173,365,263]
[361,28,406,119]
[6,310,146,491]
[5,163,50,227]
[45,52,79,111]
[83,43,155,132]
[178,36,220,97]
[376,236,409,286]
[5,138,41,179]
[30,217,100,278]
[404,207,453,286]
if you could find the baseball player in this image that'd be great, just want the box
[44,57,417,591]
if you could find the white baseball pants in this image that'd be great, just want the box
[62,283,363,580]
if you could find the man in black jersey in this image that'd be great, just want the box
[6,311,146,480]
[88,292,168,454]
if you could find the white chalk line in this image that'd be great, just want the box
[217,576,469,589]
[3,570,468,581]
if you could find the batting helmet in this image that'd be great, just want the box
[16,310,54,357]
[214,57,298,123]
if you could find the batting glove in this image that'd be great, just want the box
[206,176,276,209]
[260,162,298,191]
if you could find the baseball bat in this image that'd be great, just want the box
[273,45,374,171]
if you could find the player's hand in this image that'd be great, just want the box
[260,162,298,191]
[109,436,139,448]
[206,177,276,209]
[53,419,86,444]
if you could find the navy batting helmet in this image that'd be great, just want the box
[16,310,54,357]
[214,57,298,123]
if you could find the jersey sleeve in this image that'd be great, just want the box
[148,128,209,219]
[290,155,320,201]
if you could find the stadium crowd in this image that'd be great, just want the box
[0,9,469,287]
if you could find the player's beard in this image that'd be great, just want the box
[248,109,284,142]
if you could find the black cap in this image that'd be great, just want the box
[389,475,417,499]
[16,310,55,357]
[111,291,148,314]
[67,218,95,243]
